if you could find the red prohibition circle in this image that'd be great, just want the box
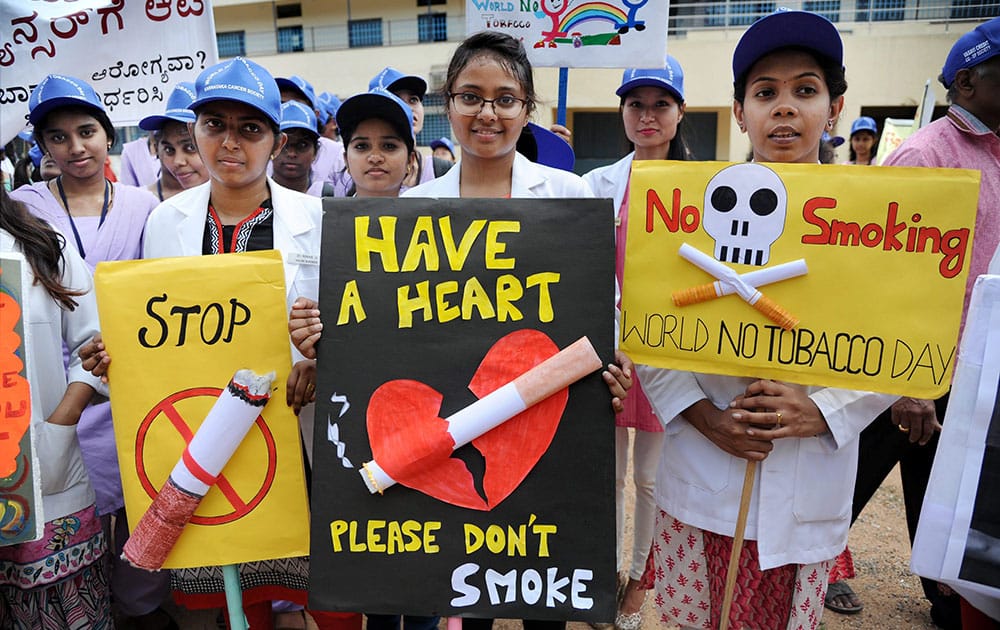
[135,387,278,526]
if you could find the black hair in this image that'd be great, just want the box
[0,188,83,310]
[33,105,117,154]
[442,31,537,117]
[618,91,695,160]
[12,156,41,189]
[847,129,879,164]
[733,47,847,104]
[153,120,196,143]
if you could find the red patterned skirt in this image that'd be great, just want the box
[646,510,832,630]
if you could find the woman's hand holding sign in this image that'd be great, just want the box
[684,398,775,461]
[289,296,323,359]
[731,380,829,441]
[80,334,111,383]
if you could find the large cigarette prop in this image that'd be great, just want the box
[123,369,274,571]
[672,243,805,330]
[360,337,602,494]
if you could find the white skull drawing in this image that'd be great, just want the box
[702,163,787,266]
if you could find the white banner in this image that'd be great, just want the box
[912,274,1000,621]
[1,0,218,145]
[465,0,669,68]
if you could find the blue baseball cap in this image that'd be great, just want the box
[369,67,427,99]
[616,54,685,102]
[139,82,197,131]
[732,9,844,82]
[940,16,1000,88]
[430,137,455,156]
[516,123,575,172]
[822,131,845,147]
[28,74,105,126]
[280,100,319,135]
[276,75,317,109]
[336,88,415,152]
[190,57,282,126]
[317,92,341,117]
[850,116,878,136]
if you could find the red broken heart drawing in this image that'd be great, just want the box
[366,329,568,510]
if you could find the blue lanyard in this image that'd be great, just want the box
[56,176,110,259]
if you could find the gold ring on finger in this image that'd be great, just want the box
[898,424,910,433]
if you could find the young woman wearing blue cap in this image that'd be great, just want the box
[338,89,419,199]
[80,57,360,630]
[140,82,209,201]
[272,101,324,196]
[369,67,456,189]
[12,75,159,271]
[275,76,347,192]
[582,54,693,630]
[0,188,110,629]
[843,116,879,165]
[10,75,173,628]
[636,12,896,629]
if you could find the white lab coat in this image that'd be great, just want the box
[2,229,101,521]
[638,366,896,569]
[401,151,594,198]
[582,152,635,219]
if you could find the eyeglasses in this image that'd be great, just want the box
[448,92,528,119]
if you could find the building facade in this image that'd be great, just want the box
[210,0,998,169]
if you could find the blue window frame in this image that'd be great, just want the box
[856,0,905,21]
[418,12,447,43]
[278,25,304,53]
[950,0,1000,18]
[729,2,776,26]
[216,31,246,58]
[349,18,383,48]
[804,0,840,22]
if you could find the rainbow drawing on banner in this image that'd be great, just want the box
[559,3,630,31]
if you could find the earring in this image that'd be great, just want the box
[827,120,835,129]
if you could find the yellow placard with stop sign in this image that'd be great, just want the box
[95,250,309,568]
[620,161,980,398]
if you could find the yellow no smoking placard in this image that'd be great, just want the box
[621,161,980,398]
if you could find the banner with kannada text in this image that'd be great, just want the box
[1,0,218,144]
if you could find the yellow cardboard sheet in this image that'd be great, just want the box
[621,161,980,398]
[95,250,309,568]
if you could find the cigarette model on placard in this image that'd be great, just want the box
[672,243,807,331]
[123,369,274,571]
[360,336,602,495]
